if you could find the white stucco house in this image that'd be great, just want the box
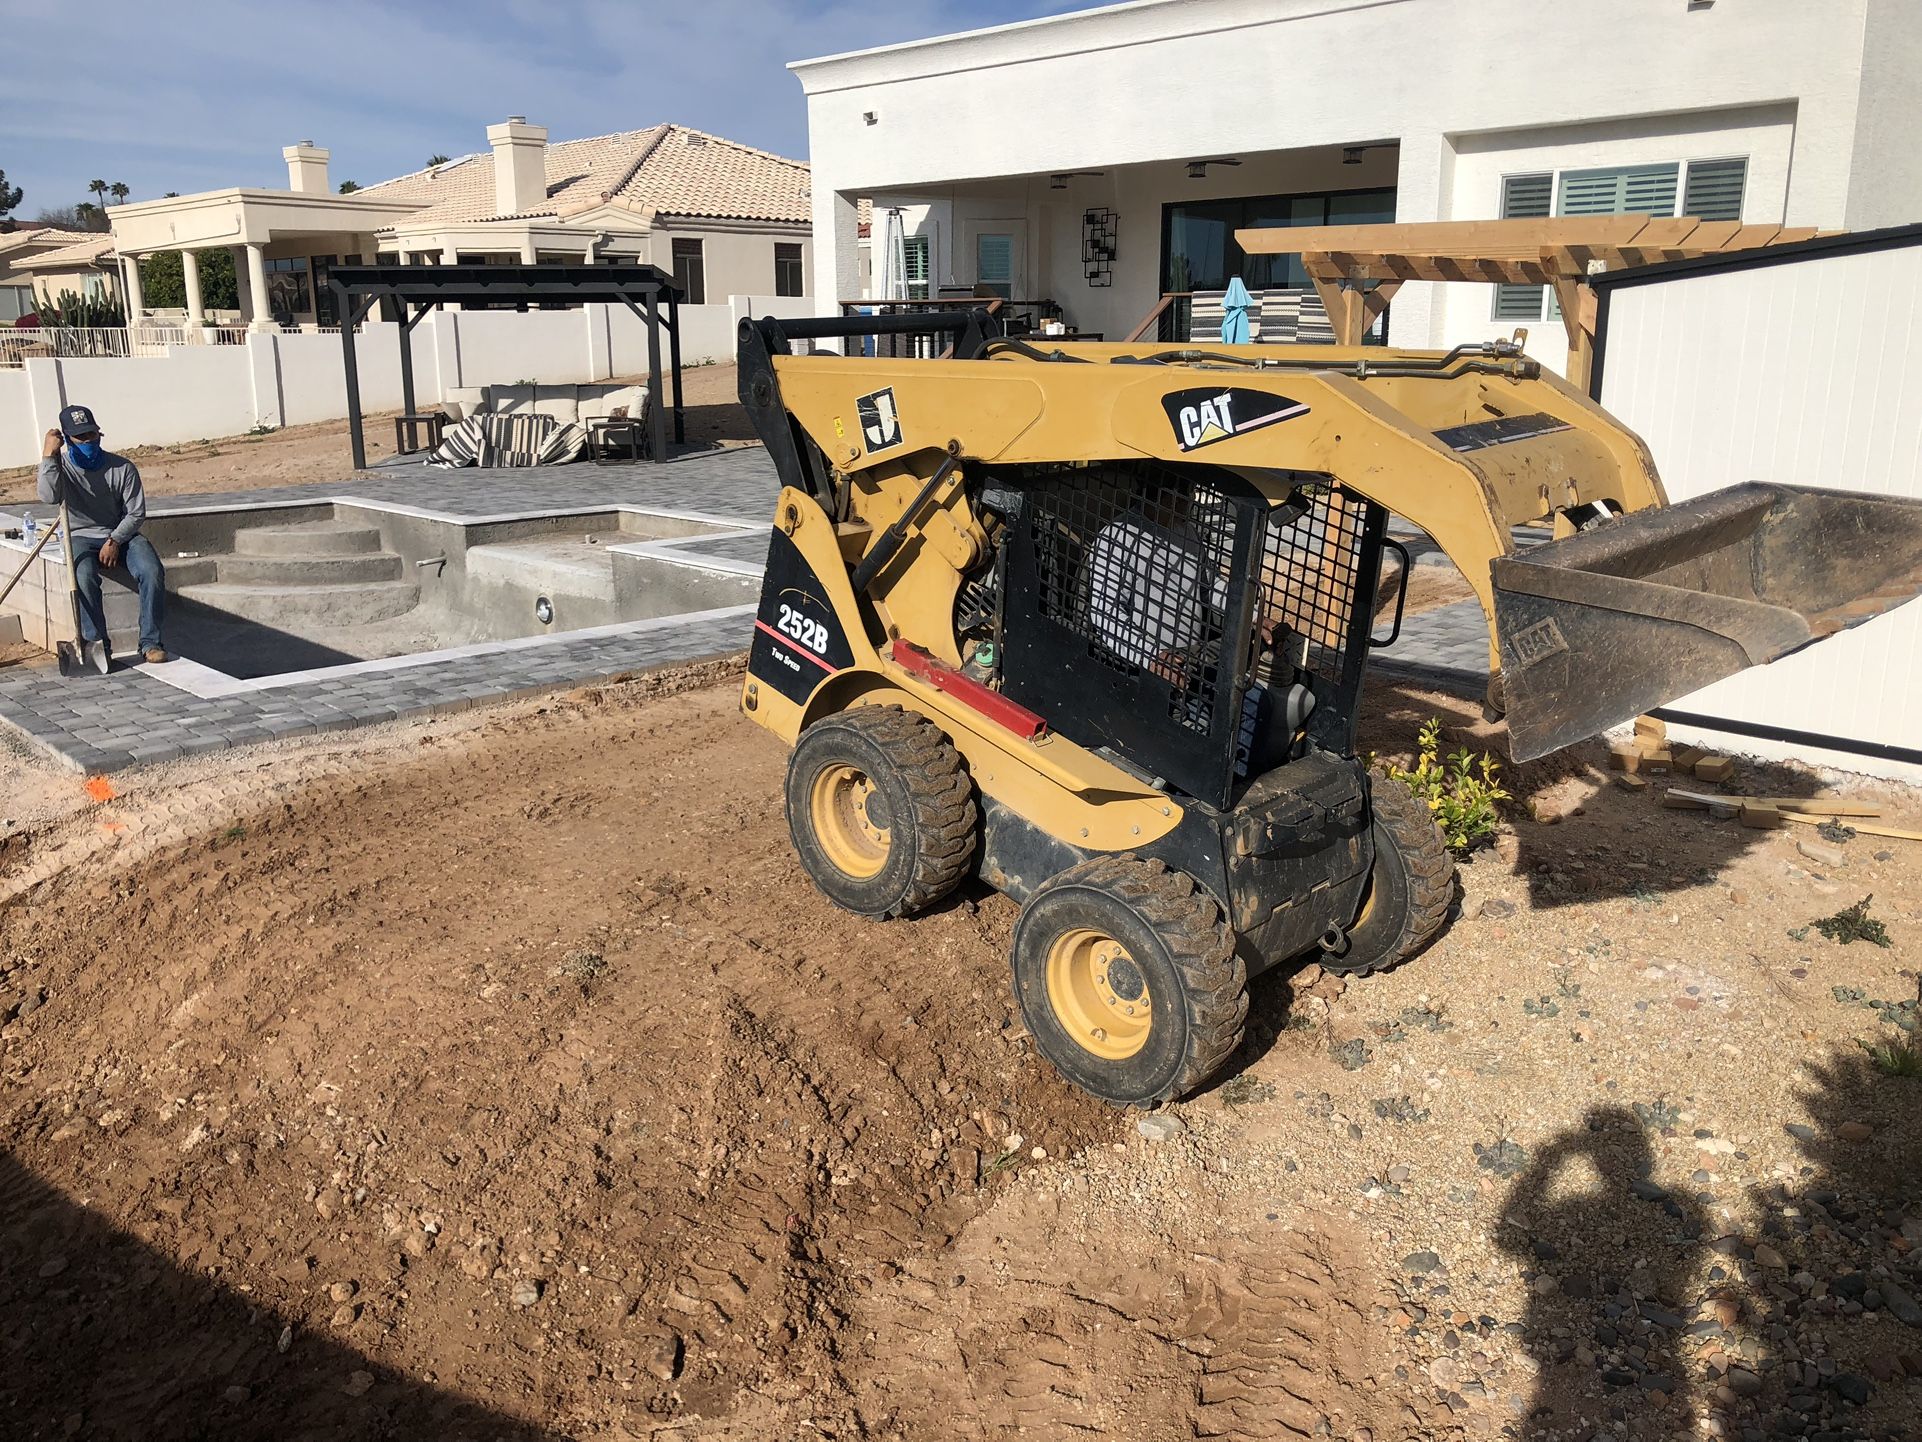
[97,120,816,331]
[794,0,1922,373]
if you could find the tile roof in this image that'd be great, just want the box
[0,226,102,256]
[357,124,810,232]
[13,235,117,269]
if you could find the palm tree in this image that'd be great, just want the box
[337,179,362,194]
[426,154,451,168]
[108,181,130,204]
[88,179,108,208]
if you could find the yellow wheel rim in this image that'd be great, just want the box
[1045,928,1152,1061]
[808,762,891,878]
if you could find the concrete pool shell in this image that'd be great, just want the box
[141,498,764,690]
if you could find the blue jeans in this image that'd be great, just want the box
[72,533,166,652]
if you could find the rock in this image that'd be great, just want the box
[1727,1368,1763,1398]
[1827,1373,1871,1406]
[221,1385,249,1405]
[328,1280,358,1303]
[1532,1274,1561,1297]
[1836,1121,1873,1143]
[1428,1357,1462,1388]
[1882,1280,1922,1327]
[1796,838,1845,867]
[342,1370,374,1398]
[37,1255,67,1279]
[1136,1113,1187,1143]
[1712,1297,1741,1328]
[511,1279,543,1308]
[330,1304,359,1328]
[643,1331,684,1382]
[276,1324,294,1354]
[1752,1243,1786,1270]
[1629,1179,1668,1202]
[1528,798,1563,825]
[1386,1164,1412,1184]
[1403,1250,1443,1275]
[1479,898,1516,920]
[1784,1123,1816,1142]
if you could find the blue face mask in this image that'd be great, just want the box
[69,439,103,467]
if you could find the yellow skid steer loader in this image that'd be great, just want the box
[734,311,1922,1106]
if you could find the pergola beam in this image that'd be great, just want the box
[1246,216,1841,387]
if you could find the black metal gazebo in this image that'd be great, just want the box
[327,263,686,470]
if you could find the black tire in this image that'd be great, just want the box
[1011,856,1245,1107]
[1323,775,1455,976]
[785,705,977,918]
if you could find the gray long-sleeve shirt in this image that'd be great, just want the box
[37,448,146,544]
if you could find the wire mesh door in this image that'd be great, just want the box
[998,463,1382,807]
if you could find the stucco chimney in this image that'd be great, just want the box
[486,116,548,216]
[283,141,330,195]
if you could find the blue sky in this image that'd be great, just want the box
[0,0,1083,218]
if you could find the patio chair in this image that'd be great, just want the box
[585,394,651,464]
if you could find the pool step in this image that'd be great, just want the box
[233,522,384,558]
[178,579,422,627]
[216,552,405,585]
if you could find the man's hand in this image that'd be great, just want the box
[43,429,62,459]
[99,538,121,569]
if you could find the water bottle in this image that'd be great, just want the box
[22,514,36,548]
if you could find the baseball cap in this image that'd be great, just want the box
[58,404,99,438]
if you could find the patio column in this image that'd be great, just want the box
[121,253,146,325]
[244,243,273,331]
[519,239,538,264]
[180,248,206,334]
[808,186,863,353]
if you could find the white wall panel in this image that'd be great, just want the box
[1597,238,1922,780]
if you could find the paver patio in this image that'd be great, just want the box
[0,446,1490,773]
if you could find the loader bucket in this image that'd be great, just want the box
[1490,482,1922,761]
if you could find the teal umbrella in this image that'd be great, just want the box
[1220,277,1254,344]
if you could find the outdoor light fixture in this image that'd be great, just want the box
[1049,171,1106,189]
[1186,158,1242,180]
[535,596,554,625]
[862,110,878,126]
[1342,143,1396,166]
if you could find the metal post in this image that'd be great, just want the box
[398,301,416,421]
[667,291,685,445]
[645,292,667,465]
[335,280,366,471]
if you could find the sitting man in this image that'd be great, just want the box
[38,404,168,670]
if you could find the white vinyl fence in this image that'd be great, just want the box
[0,293,816,467]
[1593,228,1922,783]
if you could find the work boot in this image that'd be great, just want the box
[85,640,110,674]
[142,647,170,664]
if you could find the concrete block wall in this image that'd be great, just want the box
[0,293,818,467]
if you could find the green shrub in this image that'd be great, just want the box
[1373,718,1509,854]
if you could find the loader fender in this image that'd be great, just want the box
[748,524,859,707]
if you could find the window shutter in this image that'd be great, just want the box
[1683,158,1747,221]
[902,235,930,300]
[1494,172,1552,322]
[1559,163,1679,218]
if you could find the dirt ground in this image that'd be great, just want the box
[0,363,755,506]
[2,663,1919,1442]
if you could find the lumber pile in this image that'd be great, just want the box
[1605,715,1919,844]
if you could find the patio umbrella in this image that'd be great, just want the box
[1220,276,1254,344]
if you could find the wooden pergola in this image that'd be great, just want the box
[1236,216,1827,387]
